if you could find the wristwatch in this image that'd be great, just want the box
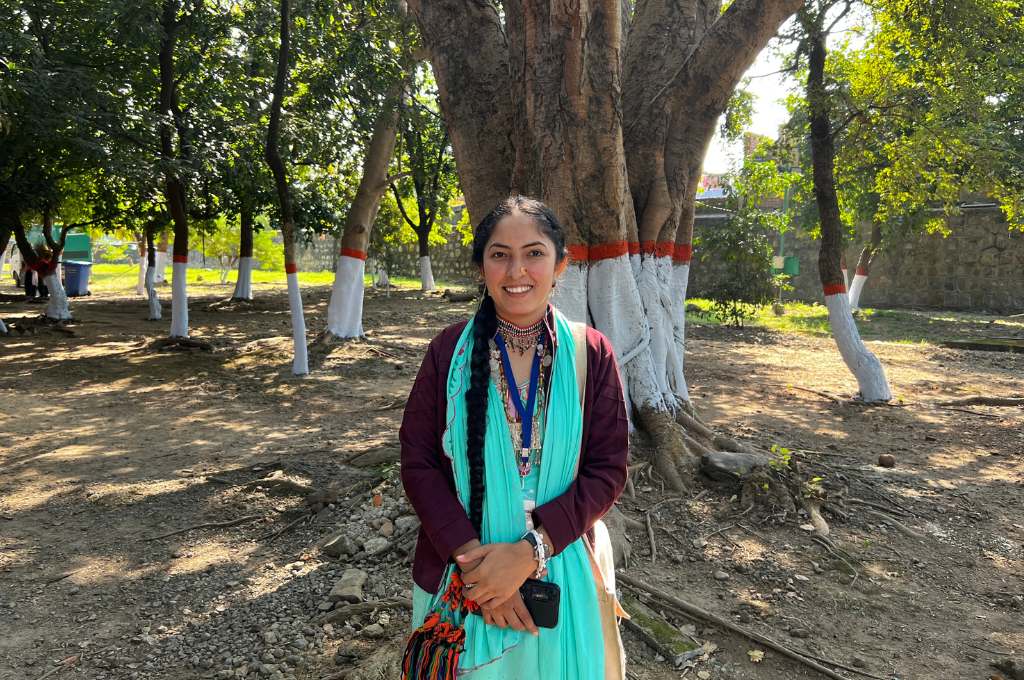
[521,529,548,578]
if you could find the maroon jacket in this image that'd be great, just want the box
[399,314,629,593]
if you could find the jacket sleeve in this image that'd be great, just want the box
[399,336,478,560]
[532,330,629,555]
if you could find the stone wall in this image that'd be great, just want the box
[293,225,478,284]
[690,203,1024,314]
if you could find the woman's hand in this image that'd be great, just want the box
[457,541,535,608]
[480,592,538,635]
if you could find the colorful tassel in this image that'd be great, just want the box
[402,571,479,679]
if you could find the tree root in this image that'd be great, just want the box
[636,407,694,492]
[142,514,264,541]
[618,573,857,680]
[151,336,213,352]
[938,396,1024,407]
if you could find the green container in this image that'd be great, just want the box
[26,227,92,262]
[782,255,800,276]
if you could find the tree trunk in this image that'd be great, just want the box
[160,0,190,339]
[416,228,435,291]
[232,206,255,300]
[266,0,308,376]
[154,232,169,283]
[848,222,881,311]
[136,234,148,295]
[1,228,12,281]
[145,226,162,320]
[325,95,400,338]
[805,27,891,403]
[412,0,803,488]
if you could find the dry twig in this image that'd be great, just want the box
[142,515,263,541]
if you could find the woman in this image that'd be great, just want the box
[399,196,629,678]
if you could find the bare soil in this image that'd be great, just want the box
[1,281,1021,680]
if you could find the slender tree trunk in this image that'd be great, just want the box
[159,0,190,339]
[232,206,255,300]
[266,0,308,375]
[805,26,891,402]
[416,226,435,291]
[136,234,148,295]
[848,222,882,311]
[145,225,162,320]
[0,228,11,285]
[325,95,400,338]
[40,210,71,321]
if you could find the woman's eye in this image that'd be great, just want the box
[491,252,505,259]
[530,250,544,257]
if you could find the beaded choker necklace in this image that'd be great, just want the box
[496,317,545,355]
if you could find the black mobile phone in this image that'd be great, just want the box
[469,578,561,629]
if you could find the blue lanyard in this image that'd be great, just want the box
[493,332,544,451]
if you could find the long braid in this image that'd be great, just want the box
[465,293,496,534]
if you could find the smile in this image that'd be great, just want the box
[503,284,534,295]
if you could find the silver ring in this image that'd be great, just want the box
[464,583,475,590]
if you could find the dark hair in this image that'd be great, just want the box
[464,196,567,534]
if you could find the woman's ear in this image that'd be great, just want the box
[554,256,568,279]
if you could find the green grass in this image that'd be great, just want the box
[686,297,1024,345]
[85,263,468,295]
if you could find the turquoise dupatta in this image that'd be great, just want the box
[411,308,605,679]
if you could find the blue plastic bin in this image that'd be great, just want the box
[62,260,92,297]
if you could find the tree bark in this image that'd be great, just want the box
[805,21,891,402]
[160,0,191,339]
[145,224,162,320]
[266,0,308,375]
[232,206,255,300]
[405,0,514,224]
[325,94,401,338]
[848,221,881,310]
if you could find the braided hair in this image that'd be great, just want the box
[465,196,568,534]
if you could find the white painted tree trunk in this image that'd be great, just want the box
[154,250,168,283]
[824,292,892,402]
[636,255,683,407]
[286,270,309,375]
[326,254,365,338]
[43,272,71,320]
[841,265,849,292]
[232,256,254,300]
[550,263,589,324]
[170,260,189,338]
[848,271,868,311]
[145,265,162,320]
[670,260,691,403]
[0,318,7,335]
[587,255,666,420]
[419,255,436,292]
[375,266,391,289]
[136,258,147,295]
[0,246,8,280]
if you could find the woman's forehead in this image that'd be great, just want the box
[488,212,550,246]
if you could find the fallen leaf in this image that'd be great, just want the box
[748,649,765,663]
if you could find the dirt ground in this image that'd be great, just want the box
[1,280,1022,680]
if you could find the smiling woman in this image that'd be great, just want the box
[399,196,629,679]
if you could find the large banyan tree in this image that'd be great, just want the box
[408,0,803,488]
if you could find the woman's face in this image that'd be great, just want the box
[481,211,566,327]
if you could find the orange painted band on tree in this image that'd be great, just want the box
[673,244,693,264]
[566,241,631,262]
[855,266,868,276]
[823,283,847,296]
[172,255,188,263]
[285,263,298,274]
[639,241,677,258]
[340,247,367,261]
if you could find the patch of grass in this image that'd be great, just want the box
[686,296,1023,345]
[86,263,468,295]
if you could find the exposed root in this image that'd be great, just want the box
[677,410,755,454]
[636,407,693,492]
[151,336,213,352]
[938,395,1024,407]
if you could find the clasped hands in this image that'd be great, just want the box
[456,541,543,636]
